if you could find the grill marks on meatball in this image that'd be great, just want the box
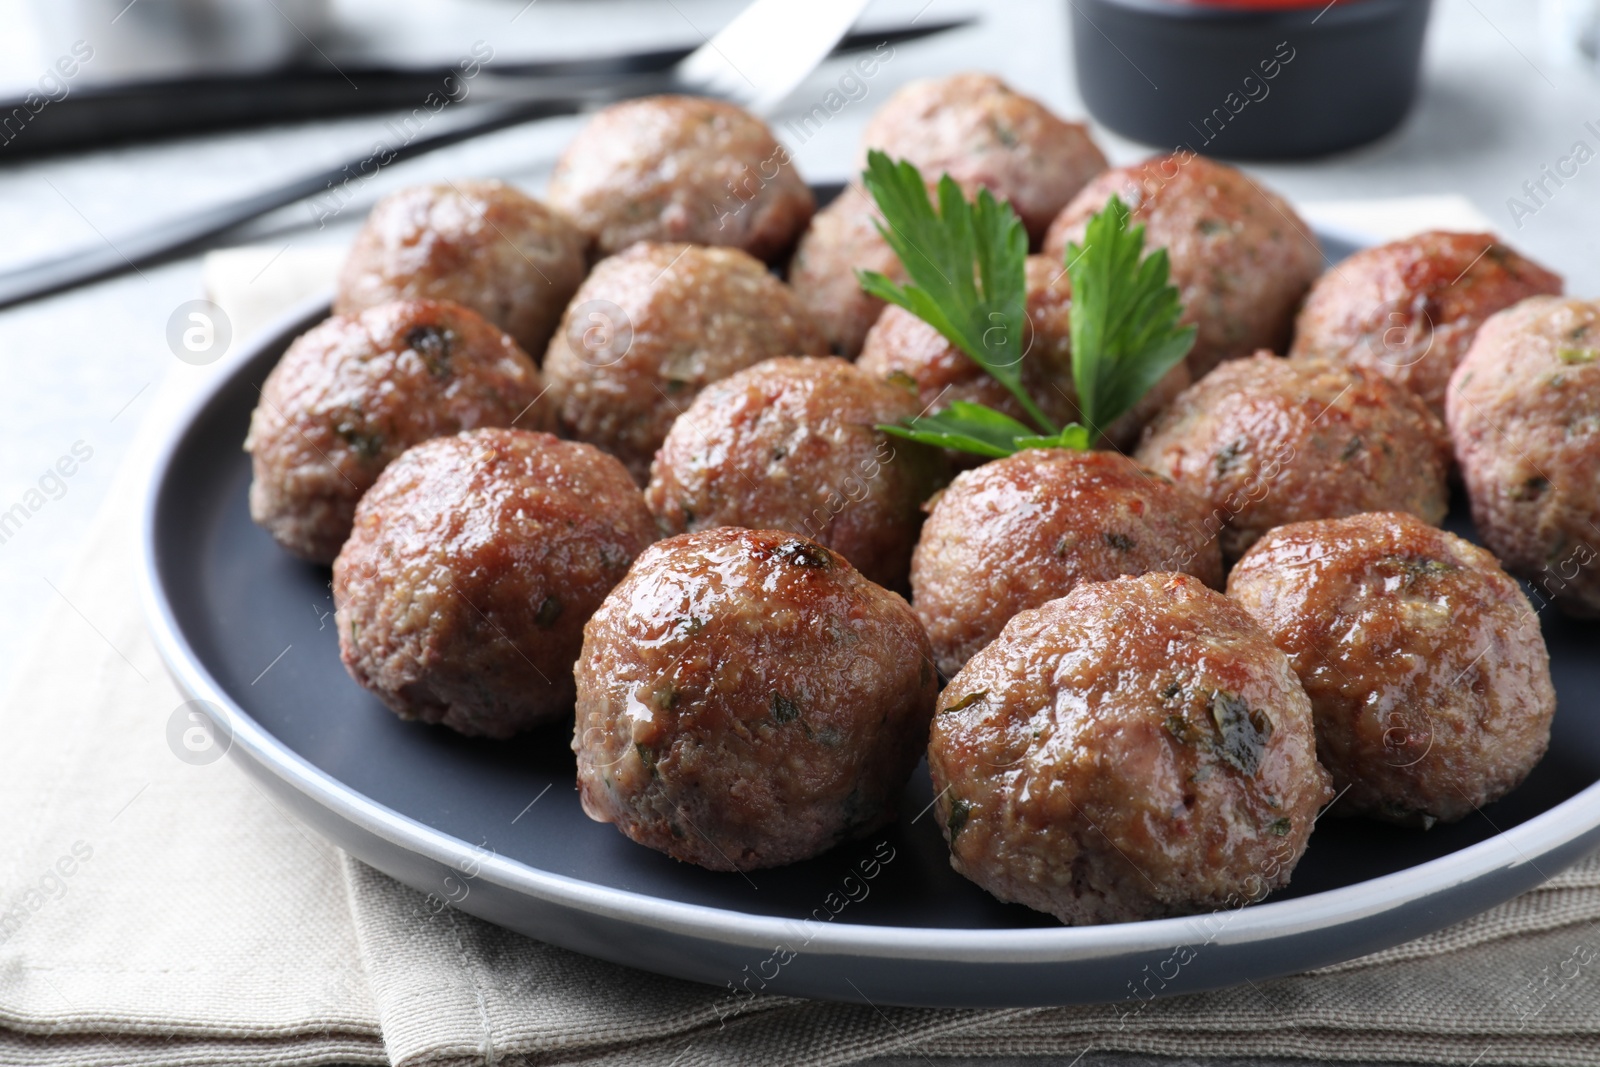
[573,528,937,870]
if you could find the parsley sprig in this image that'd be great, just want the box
[858,152,1194,458]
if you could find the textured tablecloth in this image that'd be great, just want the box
[3,200,1600,1067]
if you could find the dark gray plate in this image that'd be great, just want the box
[139,233,1600,1009]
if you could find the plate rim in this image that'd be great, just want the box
[138,289,1600,968]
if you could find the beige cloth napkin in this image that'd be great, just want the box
[4,197,1600,1067]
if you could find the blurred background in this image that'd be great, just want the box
[0,0,1597,693]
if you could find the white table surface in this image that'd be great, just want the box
[0,2,1595,1062]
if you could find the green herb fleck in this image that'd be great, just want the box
[652,686,678,711]
[336,422,384,460]
[947,798,972,839]
[635,743,656,774]
[1164,715,1193,743]
[1214,439,1247,476]
[1340,437,1364,462]
[1160,682,1183,700]
[1378,556,1458,585]
[885,369,919,391]
[1209,690,1271,777]
[944,690,988,713]
[771,692,801,723]
[1197,218,1227,235]
[406,325,453,377]
[775,539,833,568]
[535,594,563,627]
[1104,532,1136,551]
[679,615,705,636]
[1511,476,1550,501]
[1269,817,1291,836]
[1558,347,1599,365]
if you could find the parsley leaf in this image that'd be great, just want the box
[879,401,1040,458]
[856,150,1052,433]
[1062,195,1196,435]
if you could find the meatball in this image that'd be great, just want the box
[1134,354,1450,562]
[788,184,906,358]
[645,357,944,591]
[912,449,1222,677]
[333,429,656,738]
[856,254,1190,456]
[1044,153,1323,377]
[335,180,588,357]
[547,95,814,260]
[573,527,937,870]
[1228,512,1555,826]
[1290,231,1562,418]
[245,300,552,563]
[1448,296,1600,617]
[929,572,1331,925]
[860,73,1106,245]
[542,242,827,484]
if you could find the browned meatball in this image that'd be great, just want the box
[1290,231,1563,418]
[645,356,944,592]
[1044,153,1323,377]
[333,429,656,738]
[1134,354,1450,561]
[1448,296,1600,617]
[856,255,1190,456]
[929,572,1331,925]
[335,180,588,357]
[912,449,1222,677]
[859,73,1107,245]
[547,95,814,260]
[573,527,937,870]
[542,243,827,484]
[245,300,552,563]
[787,184,904,358]
[1228,512,1555,826]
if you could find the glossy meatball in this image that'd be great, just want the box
[573,527,938,870]
[788,184,906,358]
[335,180,588,357]
[333,429,656,738]
[543,243,827,484]
[1290,231,1562,418]
[1044,153,1323,377]
[859,72,1108,245]
[645,357,943,591]
[547,95,814,260]
[912,449,1222,677]
[856,255,1190,456]
[1135,354,1450,562]
[1448,296,1600,617]
[245,300,552,563]
[1228,512,1555,826]
[929,572,1331,925]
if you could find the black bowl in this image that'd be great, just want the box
[1069,0,1433,159]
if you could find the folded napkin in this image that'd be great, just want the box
[4,196,1599,1067]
